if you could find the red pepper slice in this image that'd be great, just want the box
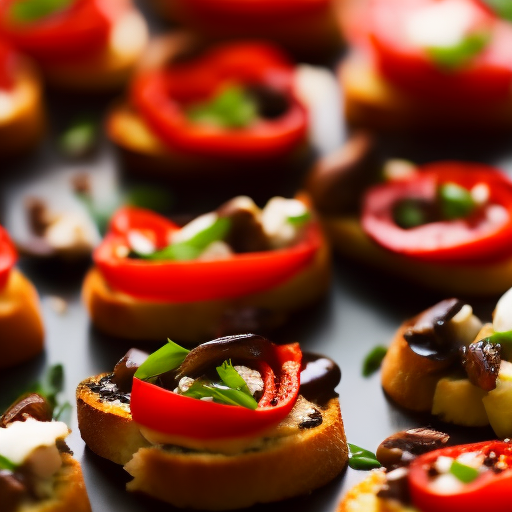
[94,206,321,302]
[0,0,123,62]
[130,42,308,159]
[365,0,512,102]
[130,342,301,440]
[0,226,17,290]
[361,162,512,264]
[0,39,16,90]
[409,440,512,512]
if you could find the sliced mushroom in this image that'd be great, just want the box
[0,394,52,428]
[299,353,341,404]
[111,348,149,392]
[376,428,449,469]
[377,467,411,504]
[461,340,501,391]
[0,471,26,512]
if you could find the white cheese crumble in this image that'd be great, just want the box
[127,230,156,255]
[494,287,512,332]
[171,212,218,245]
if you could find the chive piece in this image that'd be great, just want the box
[139,217,231,261]
[438,183,476,220]
[134,339,190,381]
[450,460,480,483]
[183,381,258,410]
[485,331,512,361]
[348,443,382,470]
[287,211,311,226]
[0,454,16,472]
[362,346,388,377]
[126,186,174,213]
[393,198,428,229]
[427,31,491,71]
[188,85,258,129]
[10,0,73,23]
[216,360,253,397]
[481,0,512,22]
[59,117,98,157]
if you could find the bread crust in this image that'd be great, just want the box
[321,215,512,296]
[340,54,512,131]
[20,453,92,512]
[0,269,44,369]
[82,236,330,344]
[0,57,44,155]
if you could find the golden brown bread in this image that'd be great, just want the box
[340,54,512,131]
[82,234,330,343]
[0,269,44,369]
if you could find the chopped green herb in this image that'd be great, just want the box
[0,454,16,471]
[188,85,258,129]
[287,211,311,226]
[134,339,190,381]
[348,443,381,470]
[428,31,491,71]
[126,186,173,213]
[393,198,429,229]
[482,0,512,22]
[138,217,231,261]
[438,182,476,220]
[59,116,98,158]
[183,381,258,410]
[217,360,252,397]
[450,460,480,483]
[10,0,73,23]
[362,346,388,377]
[485,330,512,360]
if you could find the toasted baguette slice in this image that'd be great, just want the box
[0,58,44,156]
[77,372,348,510]
[339,470,417,512]
[82,236,330,344]
[42,9,148,91]
[0,269,44,369]
[340,54,512,131]
[20,453,92,512]
[322,215,512,296]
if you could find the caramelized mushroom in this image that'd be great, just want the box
[0,471,26,512]
[111,348,149,392]
[0,394,52,427]
[377,467,411,504]
[461,340,501,391]
[299,353,341,404]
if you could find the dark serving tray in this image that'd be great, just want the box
[1,2,512,510]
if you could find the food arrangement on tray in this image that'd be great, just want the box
[1,0,512,511]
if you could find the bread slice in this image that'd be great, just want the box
[82,236,330,343]
[41,8,148,91]
[340,54,512,131]
[0,269,44,369]
[0,57,44,156]
[77,372,348,509]
[321,215,512,296]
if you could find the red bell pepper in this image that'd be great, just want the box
[0,226,17,290]
[94,206,321,302]
[0,0,126,62]
[362,162,512,264]
[409,440,512,512]
[130,342,301,440]
[0,39,15,90]
[130,42,308,159]
[361,0,512,103]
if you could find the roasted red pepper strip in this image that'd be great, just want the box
[130,42,308,159]
[0,226,17,290]
[130,342,301,440]
[362,162,512,264]
[0,39,15,90]
[409,440,512,512]
[94,206,321,302]
[364,0,512,102]
[0,0,123,62]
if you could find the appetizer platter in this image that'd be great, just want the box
[1,0,512,511]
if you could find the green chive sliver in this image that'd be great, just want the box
[449,460,480,484]
[183,381,258,410]
[60,117,98,157]
[362,346,388,377]
[0,454,16,471]
[216,360,252,397]
[438,182,476,220]
[134,339,190,381]
[10,0,73,23]
[348,443,381,470]
[393,198,428,229]
[287,211,311,226]
[485,330,512,360]
[482,0,512,22]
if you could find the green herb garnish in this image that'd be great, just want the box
[482,0,512,22]
[188,85,258,129]
[428,31,491,71]
[438,182,477,220]
[138,216,231,261]
[60,116,98,158]
[134,339,190,381]
[450,460,480,483]
[348,443,382,470]
[183,381,258,410]
[287,211,311,226]
[217,360,253,397]
[126,186,174,213]
[0,454,16,471]
[484,330,512,360]
[362,346,388,377]
[393,198,429,229]
[10,0,73,23]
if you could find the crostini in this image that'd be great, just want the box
[306,136,512,295]
[381,291,512,438]
[0,225,44,368]
[339,0,512,130]
[0,392,91,512]
[0,0,148,91]
[82,196,330,343]
[107,41,309,179]
[77,334,348,509]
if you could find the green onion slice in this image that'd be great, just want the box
[10,0,73,23]
[393,198,429,229]
[0,454,17,472]
[287,211,311,226]
[216,360,253,397]
[362,346,388,377]
[485,330,512,360]
[59,117,98,157]
[183,381,258,410]
[438,182,477,220]
[482,0,512,22]
[450,460,480,484]
[348,443,382,470]
[134,339,190,381]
